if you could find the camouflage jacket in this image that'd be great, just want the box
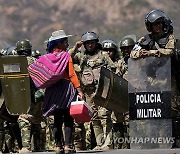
[115,58,128,81]
[69,47,116,73]
[69,48,116,88]
[130,34,175,59]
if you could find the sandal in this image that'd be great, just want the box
[64,145,76,154]
[55,147,65,154]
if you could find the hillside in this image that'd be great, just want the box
[0,0,180,51]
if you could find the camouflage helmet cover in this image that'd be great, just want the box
[81,32,99,43]
[119,38,135,48]
[102,39,118,51]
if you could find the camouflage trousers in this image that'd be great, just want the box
[18,115,32,150]
[3,122,22,153]
[45,116,55,151]
[73,122,86,151]
[18,99,44,151]
[84,92,113,149]
[111,111,130,149]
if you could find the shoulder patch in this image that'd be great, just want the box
[165,34,175,49]
[138,37,144,43]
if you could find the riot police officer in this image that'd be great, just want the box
[117,37,135,80]
[0,47,23,153]
[131,10,174,58]
[101,39,119,62]
[15,39,42,152]
[130,10,180,148]
[72,32,115,150]
[102,39,122,149]
[101,38,135,149]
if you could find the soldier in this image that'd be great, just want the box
[101,38,134,149]
[101,39,122,149]
[30,49,44,152]
[101,39,119,63]
[130,10,180,148]
[15,39,41,152]
[68,41,86,151]
[72,32,116,150]
[130,10,174,59]
[117,37,135,80]
[118,36,135,149]
[0,48,23,153]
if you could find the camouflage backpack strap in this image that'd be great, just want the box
[79,53,87,70]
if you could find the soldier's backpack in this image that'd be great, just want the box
[81,67,100,86]
[80,52,103,86]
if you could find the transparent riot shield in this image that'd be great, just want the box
[0,56,31,115]
[128,57,172,149]
[94,67,128,113]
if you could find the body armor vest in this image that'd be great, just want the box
[139,33,170,50]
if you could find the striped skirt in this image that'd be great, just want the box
[42,79,77,117]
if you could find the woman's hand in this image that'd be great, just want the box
[76,87,84,100]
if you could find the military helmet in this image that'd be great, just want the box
[145,10,172,32]
[31,50,41,58]
[81,32,99,43]
[119,38,135,48]
[16,39,32,56]
[102,39,118,51]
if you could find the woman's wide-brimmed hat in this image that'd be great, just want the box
[48,30,74,42]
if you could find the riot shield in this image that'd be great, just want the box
[94,67,128,113]
[0,56,31,115]
[128,57,172,149]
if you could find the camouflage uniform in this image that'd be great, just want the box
[116,36,136,149]
[45,116,55,151]
[72,122,86,151]
[113,58,130,149]
[17,56,37,151]
[15,39,43,152]
[0,49,23,153]
[101,39,123,149]
[130,9,179,147]
[101,38,131,149]
[116,59,128,81]
[68,47,86,151]
[73,48,115,150]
